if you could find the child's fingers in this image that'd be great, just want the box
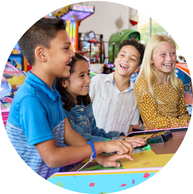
[105,140,134,154]
[125,137,145,144]
[104,161,121,168]
[117,140,134,155]
[130,137,145,142]
[113,153,134,161]
[131,142,141,148]
[103,154,134,167]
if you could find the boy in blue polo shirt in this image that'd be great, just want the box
[5,18,134,179]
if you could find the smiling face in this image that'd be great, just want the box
[45,30,75,79]
[63,60,91,103]
[151,42,176,78]
[114,45,140,78]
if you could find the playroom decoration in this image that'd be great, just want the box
[129,12,139,26]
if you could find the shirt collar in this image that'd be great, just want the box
[104,72,114,84]
[25,71,61,103]
[104,72,134,91]
[128,80,134,91]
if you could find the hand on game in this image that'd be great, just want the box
[122,136,146,148]
[95,153,134,168]
[103,139,134,155]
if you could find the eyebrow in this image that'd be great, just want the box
[159,50,176,53]
[62,42,71,45]
[78,69,90,75]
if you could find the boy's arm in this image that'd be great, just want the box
[35,138,134,169]
[35,139,98,168]
[19,96,134,169]
[35,118,134,169]
[64,118,87,146]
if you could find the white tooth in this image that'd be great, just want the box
[120,64,128,69]
[164,64,172,66]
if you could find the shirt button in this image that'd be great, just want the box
[80,108,84,111]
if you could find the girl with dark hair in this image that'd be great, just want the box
[55,53,145,146]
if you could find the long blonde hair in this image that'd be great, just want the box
[135,34,181,104]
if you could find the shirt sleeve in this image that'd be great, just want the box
[70,123,108,142]
[19,96,54,146]
[135,78,189,130]
[91,119,125,139]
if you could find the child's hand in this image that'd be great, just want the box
[95,153,134,168]
[123,136,146,148]
[104,139,134,155]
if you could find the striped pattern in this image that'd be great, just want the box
[89,73,139,134]
[6,120,65,179]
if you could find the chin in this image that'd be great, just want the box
[63,72,70,78]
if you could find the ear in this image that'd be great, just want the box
[62,79,68,88]
[34,46,47,63]
[134,66,140,74]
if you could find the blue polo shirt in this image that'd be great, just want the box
[6,71,67,179]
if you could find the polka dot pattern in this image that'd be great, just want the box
[135,77,190,130]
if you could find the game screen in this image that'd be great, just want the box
[81,31,100,63]
[0,63,26,125]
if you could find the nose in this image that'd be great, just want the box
[166,53,172,61]
[123,57,129,62]
[70,48,75,57]
[86,74,91,84]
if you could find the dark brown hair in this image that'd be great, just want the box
[118,39,145,66]
[18,18,66,66]
[54,53,91,111]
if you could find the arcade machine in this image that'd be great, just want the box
[80,31,102,63]
[8,43,29,73]
[47,127,187,194]
[53,3,95,52]
[0,63,26,125]
[80,30,107,77]
[100,59,115,74]
[175,62,192,115]
[53,3,97,79]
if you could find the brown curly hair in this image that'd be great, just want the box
[118,39,145,66]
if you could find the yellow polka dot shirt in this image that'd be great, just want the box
[135,77,190,130]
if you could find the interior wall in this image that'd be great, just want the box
[79,1,137,58]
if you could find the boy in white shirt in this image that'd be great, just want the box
[89,39,145,134]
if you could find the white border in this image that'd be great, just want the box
[0,0,193,194]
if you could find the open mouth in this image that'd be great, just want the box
[120,64,129,69]
[163,63,172,67]
[82,86,89,90]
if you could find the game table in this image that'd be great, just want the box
[47,127,187,194]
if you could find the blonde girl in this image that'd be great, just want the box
[134,35,190,130]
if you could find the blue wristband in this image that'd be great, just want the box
[87,141,96,159]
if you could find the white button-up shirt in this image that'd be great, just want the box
[89,72,139,135]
